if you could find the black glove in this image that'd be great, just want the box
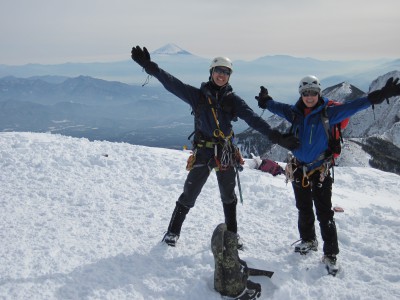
[131,45,159,74]
[368,77,400,105]
[269,129,300,151]
[255,86,273,109]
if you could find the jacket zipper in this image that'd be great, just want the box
[309,124,314,144]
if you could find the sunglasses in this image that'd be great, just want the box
[213,67,231,76]
[302,90,319,97]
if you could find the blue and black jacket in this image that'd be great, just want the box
[266,96,371,170]
[148,67,275,143]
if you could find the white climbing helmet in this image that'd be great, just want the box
[209,57,233,73]
[298,75,321,94]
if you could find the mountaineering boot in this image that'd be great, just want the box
[294,239,318,255]
[162,232,179,247]
[234,280,261,300]
[322,254,339,276]
[162,202,190,247]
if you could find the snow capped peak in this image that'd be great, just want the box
[369,70,400,92]
[152,43,191,55]
[322,81,366,102]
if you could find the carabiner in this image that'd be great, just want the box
[213,129,224,139]
[302,165,310,188]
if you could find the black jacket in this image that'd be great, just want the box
[148,67,274,141]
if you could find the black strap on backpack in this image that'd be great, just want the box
[320,106,343,158]
[320,106,331,140]
[320,106,343,183]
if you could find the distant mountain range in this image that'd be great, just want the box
[1,43,399,100]
[0,75,194,148]
[0,44,399,172]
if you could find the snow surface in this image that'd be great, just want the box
[1,132,399,300]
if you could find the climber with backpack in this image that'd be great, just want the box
[131,46,300,248]
[255,75,400,275]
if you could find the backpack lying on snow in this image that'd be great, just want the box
[249,153,284,176]
[258,159,285,176]
[211,223,274,299]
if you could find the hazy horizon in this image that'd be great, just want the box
[1,0,399,65]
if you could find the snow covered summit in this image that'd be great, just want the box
[1,132,399,299]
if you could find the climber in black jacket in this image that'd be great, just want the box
[131,45,300,247]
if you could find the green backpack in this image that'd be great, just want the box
[211,224,272,299]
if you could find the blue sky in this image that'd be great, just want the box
[1,0,399,65]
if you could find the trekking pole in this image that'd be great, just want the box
[235,166,244,204]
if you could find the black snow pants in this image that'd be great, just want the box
[292,168,339,255]
[167,147,238,236]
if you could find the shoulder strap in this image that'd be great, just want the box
[320,105,331,141]
[247,267,274,278]
[337,122,343,143]
[288,111,298,135]
[321,105,345,143]
[188,92,207,140]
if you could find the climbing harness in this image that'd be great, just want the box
[285,152,333,188]
[206,96,242,171]
[300,161,331,188]
[186,93,245,202]
[208,96,245,203]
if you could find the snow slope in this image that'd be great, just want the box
[1,132,399,300]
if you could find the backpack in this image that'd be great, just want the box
[258,159,285,176]
[320,100,350,160]
[211,224,273,299]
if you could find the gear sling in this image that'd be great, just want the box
[186,94,245,201]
